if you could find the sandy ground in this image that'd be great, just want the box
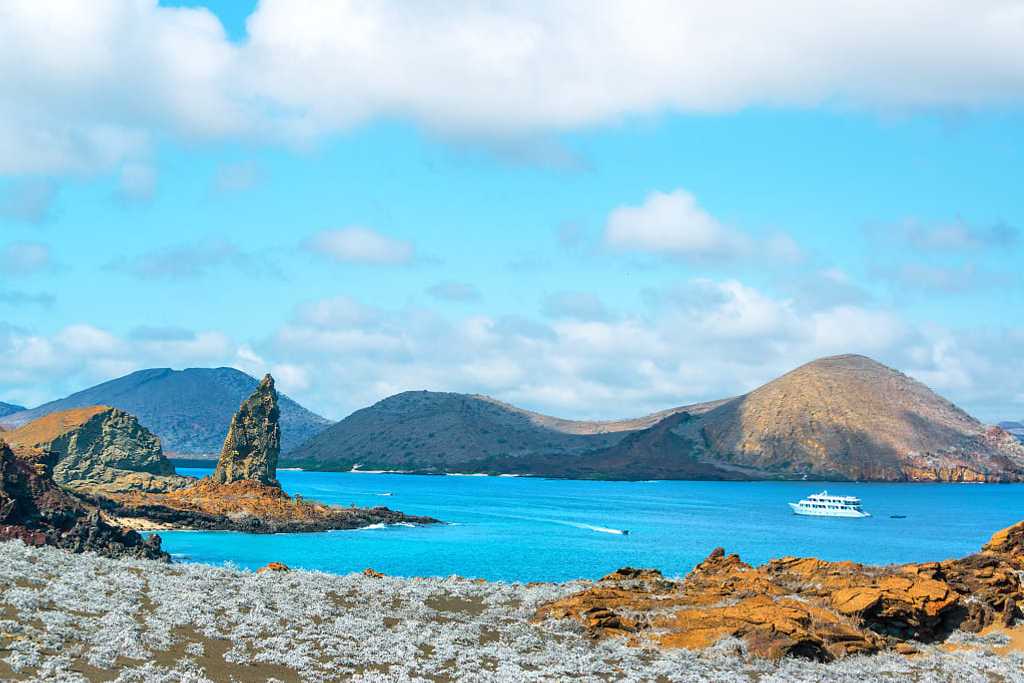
[103,515,184,532]
[2,540,1023,683]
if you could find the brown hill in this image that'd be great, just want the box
[4,406,190,493]
[284,354,1022,482]
[284,390,726,471]
[682,354,1024,481]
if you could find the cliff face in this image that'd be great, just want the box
[212,374,280,486]
[3,406,190,494]
[681,355,1024,482]
[0,440,167,560]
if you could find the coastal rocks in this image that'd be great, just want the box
[3,405,190,494]
[91,474,441,533]
[87,373,442,533]
[212,374,280,486]
[983,519,1024,566]
[257,561,290,574]
[0,440,167,561]
[536,522,1024,661]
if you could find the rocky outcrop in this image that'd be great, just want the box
[91,478,440,533]
[0,367,332,454]
[90,374,441,533]
[212,374,280,486]
[537,522,1024,661]
[0,440,167,560]
[3,406,190,494]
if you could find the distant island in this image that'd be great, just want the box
[3,354,1022,483]
[0,367,332,454]
[281,354,1024,483]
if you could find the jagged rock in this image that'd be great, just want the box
[212,374,280,486]
[257,561,290,574]
[3,405,190,494]
[85,374,441,533]
[0,439,167,561]
[536,521,1024,661]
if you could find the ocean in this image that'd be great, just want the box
[160,468,1024,582]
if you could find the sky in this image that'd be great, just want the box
[1,0,1022,423]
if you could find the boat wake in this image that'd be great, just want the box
[565,522,630,536]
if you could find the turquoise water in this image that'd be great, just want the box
[159,469,1024,582]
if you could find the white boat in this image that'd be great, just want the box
[788,490,871,518]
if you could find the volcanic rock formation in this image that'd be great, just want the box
[537,521,1024,661]
[0,367,331,454]
[0,440,167,560]
[88,374,440,532]
[212,374,280,486]
[3,406,190,494]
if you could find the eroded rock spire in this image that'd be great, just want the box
[212,374,280,486]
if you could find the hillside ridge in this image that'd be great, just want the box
[1,367,332,454]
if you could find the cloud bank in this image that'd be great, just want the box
[2,278,1019,423]
[2,1,1023,174]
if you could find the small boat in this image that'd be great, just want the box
[890,514,907,519]
[620,529,630,536]
[788,491,871,518]
[377,492,393,497]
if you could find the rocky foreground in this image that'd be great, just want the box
[540,521,1024,662]
[1,529,1023,683]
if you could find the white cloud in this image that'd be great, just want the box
[543,291,612,322]
[1,280,1021,424]
[1,241,52,274]
[212,160,264,193]
[3,2,1024,174]
[426,281,481,302]
[605,189,749,258]
[116,162,157,202]
[0,179,58,222]
[305,227,415,265]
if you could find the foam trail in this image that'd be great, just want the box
[566,522,629,535]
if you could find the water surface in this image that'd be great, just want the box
[160,468,1024,582]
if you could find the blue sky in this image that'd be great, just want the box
[1,1,1022,422]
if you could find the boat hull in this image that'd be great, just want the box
[788,503,871,518]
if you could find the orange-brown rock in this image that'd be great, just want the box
[91,478,438,533]
[257,562,290,574]
[983,520,1024,568]
[363,568,385,578]
[536,521,1024,661]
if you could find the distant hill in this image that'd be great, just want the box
[283,390,726,472]
[0,402,26,419]
[1000,421,1024,444]
[284,355,1024,482]
[1,368,332,454]
[680,355,1024,482]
